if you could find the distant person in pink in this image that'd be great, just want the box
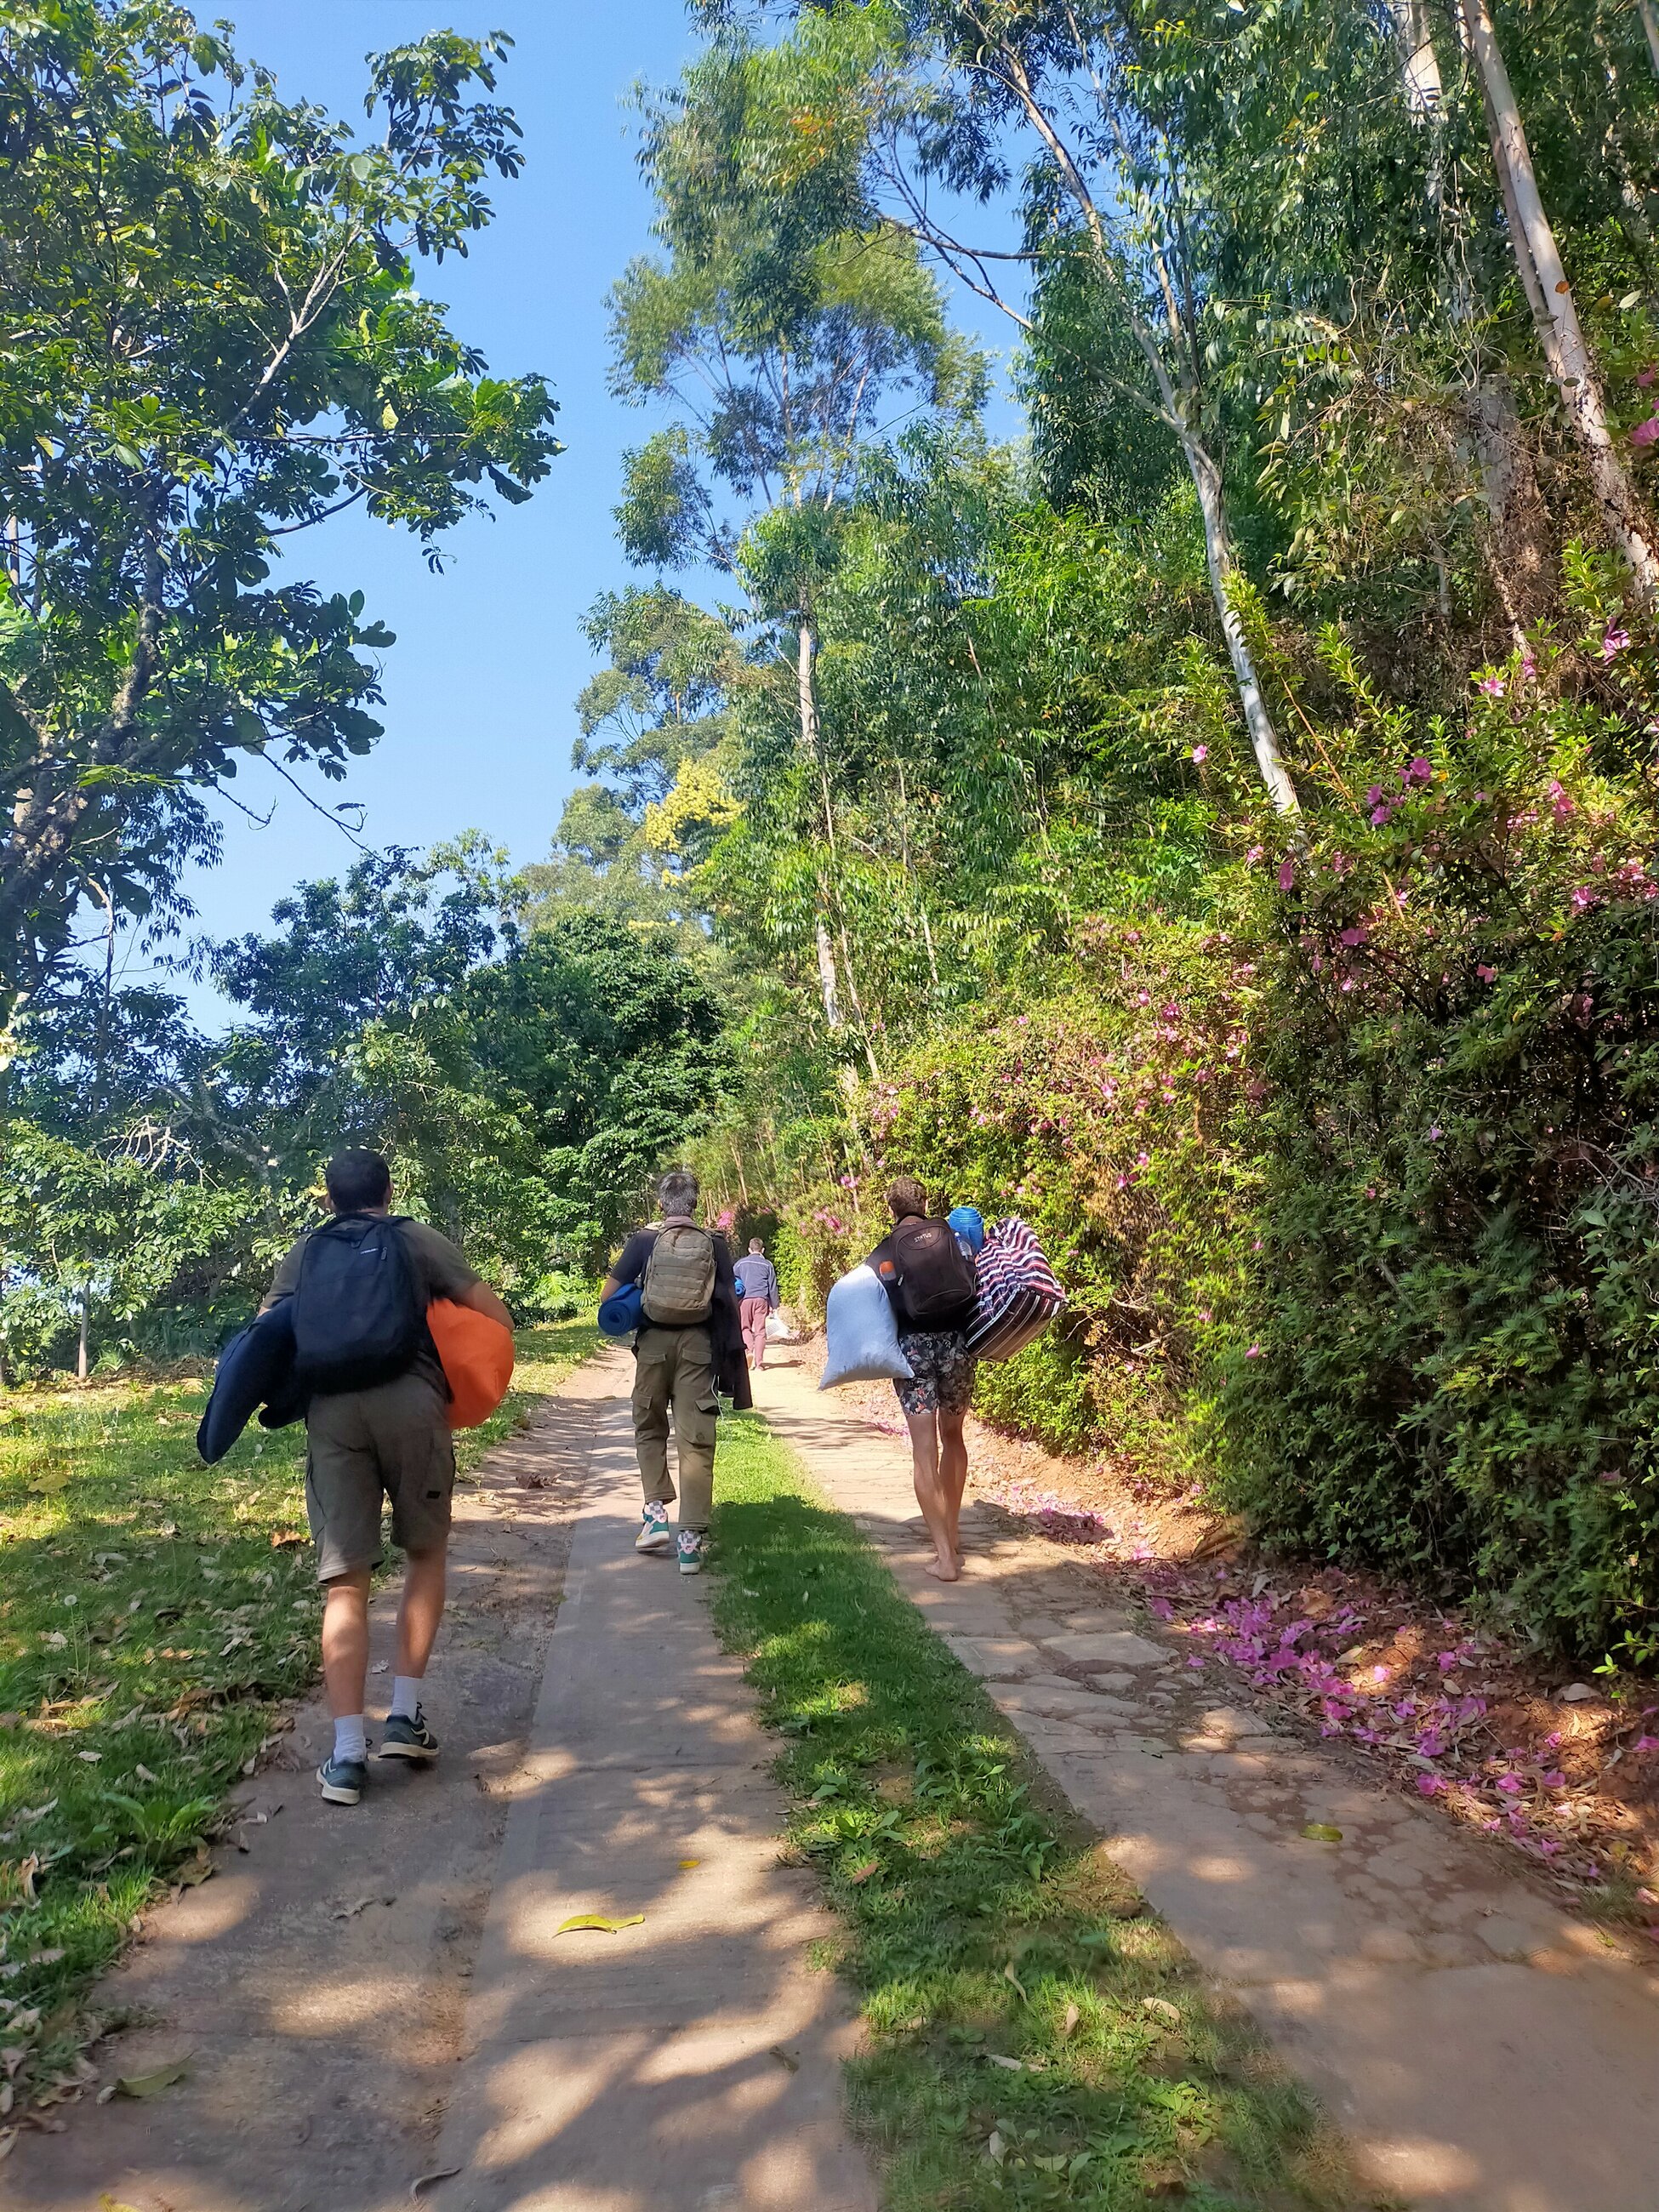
[734,1240,779,1369]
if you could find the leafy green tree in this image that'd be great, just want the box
[609,24,985,1046]
[0,4,560,1010]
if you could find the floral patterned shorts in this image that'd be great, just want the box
[894,1329,976,1417]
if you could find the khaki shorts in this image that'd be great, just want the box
[304,1371,455,1582]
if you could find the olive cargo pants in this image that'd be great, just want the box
[630,1324,718,1531]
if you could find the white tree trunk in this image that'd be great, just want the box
[1389,0,1443,111]
[1186,442,1301,814]
[796,619,843,1030]
[77,1288,89,1383]
[1639,0,1659,81]
[1461,0,1659,606]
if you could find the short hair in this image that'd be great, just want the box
[326,1148,391,1211]
[887,1174,927,1221]
[749,1238,764,1252]
[658,1166,698,1217]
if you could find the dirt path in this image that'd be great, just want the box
[749,1355,1659,2212]
[1,1365,612,2212]
[426,1358,874,2212]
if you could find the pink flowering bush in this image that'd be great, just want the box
[1215,579,1659,1662]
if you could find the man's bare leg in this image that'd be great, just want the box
[905,1409,959,1581]
[938,1408,969,1565]
[322,1569,372,1719]
[395,1544,448,1679]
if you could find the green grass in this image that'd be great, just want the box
[0,1320,598,2103]
[709,1414,1354,2212]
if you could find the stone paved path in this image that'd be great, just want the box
[750,1356,1659,2212]
[427,1360,875,2212]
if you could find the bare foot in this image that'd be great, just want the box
[925,1554,961,1582]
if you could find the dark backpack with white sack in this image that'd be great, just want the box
[292,1213,425,1396]
[873,1215,978,1329]
[965,1217,1065,1362]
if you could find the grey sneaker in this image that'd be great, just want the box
[677,1529,706,1576]
[636,1502,672,1554]
[379,1707,439,1762]
[317,1753,368,1805]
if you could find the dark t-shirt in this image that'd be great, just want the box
[268,1216,480,1395]
[611,1224,737,1327]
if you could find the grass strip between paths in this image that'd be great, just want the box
[709,1411,1359,2212]
[0,1320,598,2117]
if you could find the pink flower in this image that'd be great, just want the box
[1404,755,1433,786]
[1417,1774,1447,1796]
[1331,850,1352,877]
[1477,964,1497,983]
[1338,926,1368,949]
[1541,1770,1566,1789]
[1602,625,1632,658]
[1245,1343,1262,1358]
[1427,1124,1443,1141]
[1519,655,1537,681]
[1191,744,1209,763]
[1496,1774,1524,1794]
[1632,416,1659,447]
[1639,367,1657,389]
[1479,675,1506,698]
[1278,858,1297,892]
[1633,1734,1659,1754]
[1245,843,1264,864]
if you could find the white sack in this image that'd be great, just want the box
[819,1263,914,1388]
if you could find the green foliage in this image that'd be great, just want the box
[0,3,559,1001]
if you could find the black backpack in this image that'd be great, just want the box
[877,1216,978,1329]
[291,1214,424,1397]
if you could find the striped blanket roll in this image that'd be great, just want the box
[966,1216,1064,1363]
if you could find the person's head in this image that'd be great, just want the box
[749,1238,764,1255]
[325,1148,392,1214]
[887,1173,927,1222]
[658,1166,699,1221]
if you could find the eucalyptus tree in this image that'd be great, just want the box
[610,25,984,1048]
[0,5,560,1013]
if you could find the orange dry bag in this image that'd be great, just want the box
[426,1299,515,1429]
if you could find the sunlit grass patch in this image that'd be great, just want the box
[710,1413,1353,2211]
[0,1319,597,2111]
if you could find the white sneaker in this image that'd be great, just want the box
[677,1530,705,1576]
[636,1506,672,1554]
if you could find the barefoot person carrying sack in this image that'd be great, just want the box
[601,1168,750,1575]
[867,1174,979,1582]
[262,1149,514,1807]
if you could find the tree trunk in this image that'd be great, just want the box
[1389,0,1443,112]
[77,1287,89,1383]
[1639,0,1659,80]
[1468,379,1554,625]
[796,619,843,1030]
[1461,0,1659,606]
[1185,441,1301,813]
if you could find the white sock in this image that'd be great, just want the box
[390,1676,423,1722]
[333,1714,367,1764]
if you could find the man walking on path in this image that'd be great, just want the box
[264,1149,514,1806]
[868,1174,979,1582]
[734,1237,780,1371]
[602,1166,750,1575]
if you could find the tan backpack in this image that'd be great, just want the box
[641,1223,717,1325]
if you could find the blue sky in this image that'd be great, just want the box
[168,2,1024,1014]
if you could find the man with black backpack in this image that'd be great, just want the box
[262,1149,514,1806]
[868,1174,979,1582]
[601,1166,750,1576]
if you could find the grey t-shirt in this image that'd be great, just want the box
[734,1254,778,1305]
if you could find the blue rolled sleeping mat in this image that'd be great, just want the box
[197,1297,305,1465]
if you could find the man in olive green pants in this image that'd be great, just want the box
[602,1168,749,1575]
[630,1321,718,1543]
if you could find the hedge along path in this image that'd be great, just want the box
[750,1356,1659,2212]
